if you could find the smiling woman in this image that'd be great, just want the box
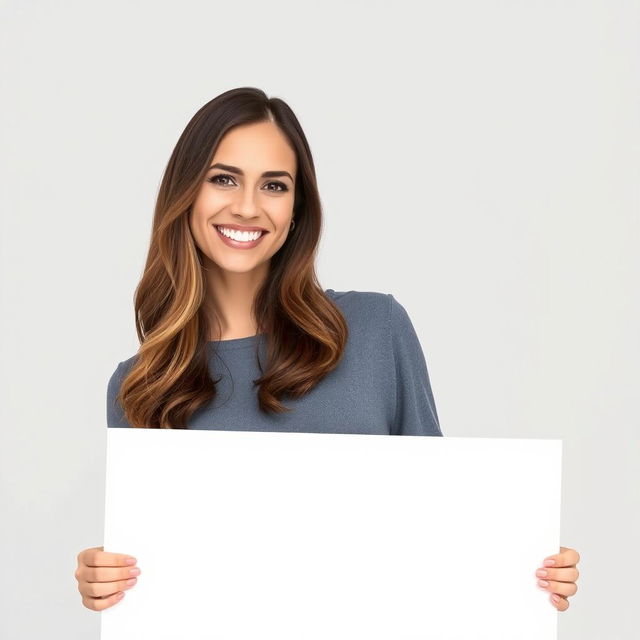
[76,87,580,614]
[109,88,346,429]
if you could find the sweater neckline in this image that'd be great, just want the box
[207,333,264,351]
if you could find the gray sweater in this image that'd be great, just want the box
[107,289,442,436]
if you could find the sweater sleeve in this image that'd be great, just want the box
[389,294,442,436]
[106,361,132,428]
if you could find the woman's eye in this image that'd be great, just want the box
[265,181,288,193]
[208,174,235,187]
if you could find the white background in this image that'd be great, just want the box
[0,1,637,639]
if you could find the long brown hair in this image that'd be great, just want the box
[117,87,349,428]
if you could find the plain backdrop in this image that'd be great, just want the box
[1,1,638,639]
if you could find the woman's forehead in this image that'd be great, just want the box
[213,122,296,173]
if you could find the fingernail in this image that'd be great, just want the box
[552,594,560,603]
[536,569,548,577]
[126,578,137,586]
[116,592,125,599]
[126,557,137,565]
[129,567,141,576]
[544,559,556,567]
[538,579,549,587]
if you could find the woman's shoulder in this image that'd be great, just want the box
[325,287,392,313]
[325,288,417,340]
[107,353,138,391]
[325,287,397,336]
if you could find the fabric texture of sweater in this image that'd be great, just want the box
[106,289,442,436]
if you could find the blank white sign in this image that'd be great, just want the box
[101,429,561,640]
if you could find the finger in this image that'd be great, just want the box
[538,579,578,597]
[535,567,579,583]
[81,576,138,598]
[544,546,580,568]
[83,565,141,583]
[81,547,137,568]
[82,590,126,612]
[551,593,570,611]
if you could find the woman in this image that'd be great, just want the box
[74,87,580,613]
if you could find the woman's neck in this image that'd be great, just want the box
[203,260,268,340]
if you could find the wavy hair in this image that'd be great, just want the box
[116,87,349,428]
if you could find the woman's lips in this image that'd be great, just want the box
[213,225,267,250]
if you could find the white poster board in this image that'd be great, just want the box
[102,429,561,639]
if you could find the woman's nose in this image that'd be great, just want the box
[233,188,259,215]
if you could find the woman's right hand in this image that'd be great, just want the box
[75,546,141,611]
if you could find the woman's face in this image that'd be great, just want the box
[189,121,297,276]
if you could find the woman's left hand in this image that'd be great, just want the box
[535,546,580,611]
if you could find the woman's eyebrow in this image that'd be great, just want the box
[209,162,293,182]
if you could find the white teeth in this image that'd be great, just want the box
[217,226,263,242]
